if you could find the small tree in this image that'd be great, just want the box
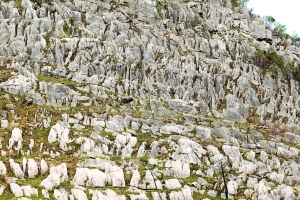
[291,32,300,47]
[240,0,249,7]
[274,22,287,37]
[263,15,276,28]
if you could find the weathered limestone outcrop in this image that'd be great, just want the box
[0,0,299,199]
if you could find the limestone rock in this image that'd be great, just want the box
[40,163,68,190]
[0,161,7,175]
[164,179,182,189]
[71,168,106,187]
[71,188,88,200]
[9,159,24,178]
[40,159,49,175]
[27,159,38,178]
[227,180,238,195]
[10,183,23,197]
[22,185,38,197]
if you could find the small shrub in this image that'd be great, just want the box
[252,48,296,81]
[291,33,300,47]
[15,0,22,8]
[230,0,249,10]
[63,23,69,35]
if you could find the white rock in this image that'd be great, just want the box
[40,163,68,190]
[71,188,88,200]
[227,180,238,195]
[0,161,7,175]
[152,192,167,200]
[139,170,160,190]
[1,120,8,128]
[164,179,182,189]
[128,137,137,147]
[29,139,34,151]
[106,121,124,132]
[160,125,186,135]
[222,145,241,158]
[254,180,268,196]
[27,159,38,178]
[40,173,61,190]
[22,185,38,197]
[267,171,284,184]
[22,157,27,173]
[0,185,4,195]
[9,128,23,149]
[196,126,212,140]
[89,189,126,200]
[16,140,22,151]
[74,112,84,120]
[114,134,127,149]
[10,183,23,197]
[11,128,23,142]
[181,186,193,200]
[245,150,256,161]
[71,168,106,187]
[148,158,158,165]
[105,163,125,187]
[169,191,184,200]
[239,161,257,175]
[54,188,69,200]
[130,170,141,187]
[244,189,254,198]
[247,177,258,188]
[40,159,49,175]
[164,160,190,178]
[260,151,268,162]
[9,159,24,178]
[48,123,70,144]
[86,169,106,187]
[42,189,50,198]
[137,142,147,157]
[51,163,68,182]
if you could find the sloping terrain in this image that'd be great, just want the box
[0,0,300,199]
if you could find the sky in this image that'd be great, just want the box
[247,0,300,36]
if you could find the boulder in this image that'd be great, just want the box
[71,188,88,200]
[27,159,38,178]
[10,183,23,197]
[164,179,182,189]
[40,159,49,175]
[9,159,24,178]
[40,163,68,190]
[227,180,238,195]
[0,161,7,175]
[22,185,38,197]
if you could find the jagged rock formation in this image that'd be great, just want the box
[0,0,300,199]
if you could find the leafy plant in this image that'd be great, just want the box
[15,0,22,8]
[240,0,249,6]
[230,0,249,10]
[263,15,276,28]
[63,23,69,35]
[291,33,300,47]
[252,48,298,82]
[274,22,287,37]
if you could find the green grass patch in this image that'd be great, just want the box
[36,74,78,87]
[15,0,22,8]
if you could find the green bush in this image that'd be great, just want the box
[291,33,300,47]
[15,0,22,8]
[253,49,296,81]
[230,0,249,10]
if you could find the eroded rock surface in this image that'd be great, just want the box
[0,0,299,199]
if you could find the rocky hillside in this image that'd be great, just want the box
[0,0,300,199]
